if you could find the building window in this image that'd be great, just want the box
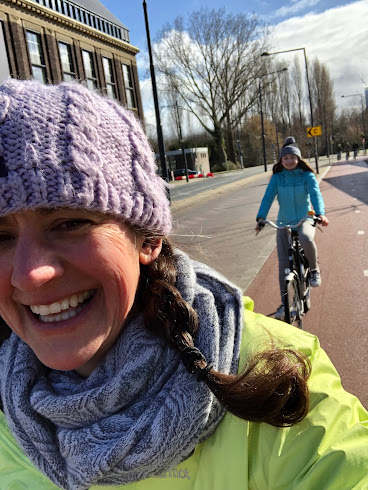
[58,42,75,81]
[85,12,91,27]
[82,50,97,90]
[122,64,136,108]
[0,22,10,83]
[26,30,47,83]
[30,0,130,43]
[102,57,116,99]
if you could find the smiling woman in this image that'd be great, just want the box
[0,208,154,376]
[0,79,367,490]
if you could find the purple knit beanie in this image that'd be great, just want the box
[0,79,171,235]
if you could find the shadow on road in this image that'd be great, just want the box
[322,161,368,205]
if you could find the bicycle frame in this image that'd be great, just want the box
[259,215,318,328]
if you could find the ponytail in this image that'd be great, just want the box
[136,235,310,427]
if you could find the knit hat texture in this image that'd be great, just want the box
[0,79,171,235]
[280,136,301,159]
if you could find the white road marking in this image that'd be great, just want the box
[355,210,360,213]
[364,270,368,277]
[358,231,365,235]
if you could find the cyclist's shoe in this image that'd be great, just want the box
[310,269,321,287]
[275,305,285,320]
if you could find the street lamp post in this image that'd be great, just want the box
[341,93,367,155]
[263,110,280,159]
[259,80,267,172]
[142,1,170,191]
[259,68,288,172]
[261,47,319,174]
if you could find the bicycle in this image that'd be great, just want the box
[258,211,321,329]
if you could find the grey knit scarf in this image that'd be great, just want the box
[0,251,243,490]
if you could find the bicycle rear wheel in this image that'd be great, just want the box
[303,270,311,314]
[299,256,311,315]
[284,277,303,329]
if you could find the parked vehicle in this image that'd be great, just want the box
[173,168,198,177]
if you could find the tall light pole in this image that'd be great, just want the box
[259,67,288,172]
[261,47,319,174]
[341,93,367,155]
[143,1,170,193]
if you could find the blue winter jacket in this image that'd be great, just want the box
[257,168,325,226]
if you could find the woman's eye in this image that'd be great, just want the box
[0,233,14,244]
[55,219,92,231]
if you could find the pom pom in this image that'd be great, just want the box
[284,136,296,145]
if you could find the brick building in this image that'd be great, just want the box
[0,0,143,117]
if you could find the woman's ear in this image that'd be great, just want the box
[139,238,163,265]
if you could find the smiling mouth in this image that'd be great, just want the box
[29,290,94,323]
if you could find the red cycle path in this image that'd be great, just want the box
[245,159,368,408]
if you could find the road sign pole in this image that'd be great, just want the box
[313,136,319,174]
[306,126,321,173]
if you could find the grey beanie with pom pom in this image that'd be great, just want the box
[280,136,301,159]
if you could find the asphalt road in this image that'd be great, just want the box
[171,156,368,409]
[170,166,264,203]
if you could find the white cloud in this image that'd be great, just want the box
[140,1,368,131]
[270,0,368,109]
[274,0,320,18]
[139,77,156,137]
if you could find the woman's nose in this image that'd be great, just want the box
[11,240,63,292]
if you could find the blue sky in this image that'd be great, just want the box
[100,0,352,48]
[100,0,368,131]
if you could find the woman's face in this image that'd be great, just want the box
[281,154,299,170]
[0,209,161,376]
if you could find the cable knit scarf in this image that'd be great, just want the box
[0,251,243,490]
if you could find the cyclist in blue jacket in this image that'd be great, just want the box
[256,137,329,320]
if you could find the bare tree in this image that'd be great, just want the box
[291,56,305,125]
[310,59,336,155]
[154,8,270,165]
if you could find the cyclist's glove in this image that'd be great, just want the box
[313,216,323,227]
[257,218,265,230]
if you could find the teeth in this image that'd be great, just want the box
[40,306,81,323]
[60,298,69,311]
[30,290,93,321]
[69,295,79,308]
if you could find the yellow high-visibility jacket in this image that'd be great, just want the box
[1,298,368,489]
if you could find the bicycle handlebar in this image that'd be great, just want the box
[258,214,321,231]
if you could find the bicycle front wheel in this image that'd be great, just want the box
[284,277,303,329]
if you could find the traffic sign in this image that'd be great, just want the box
[307,126,322,137]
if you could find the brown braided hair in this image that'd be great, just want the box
[0,317,10,344]
[134,230,311,428]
